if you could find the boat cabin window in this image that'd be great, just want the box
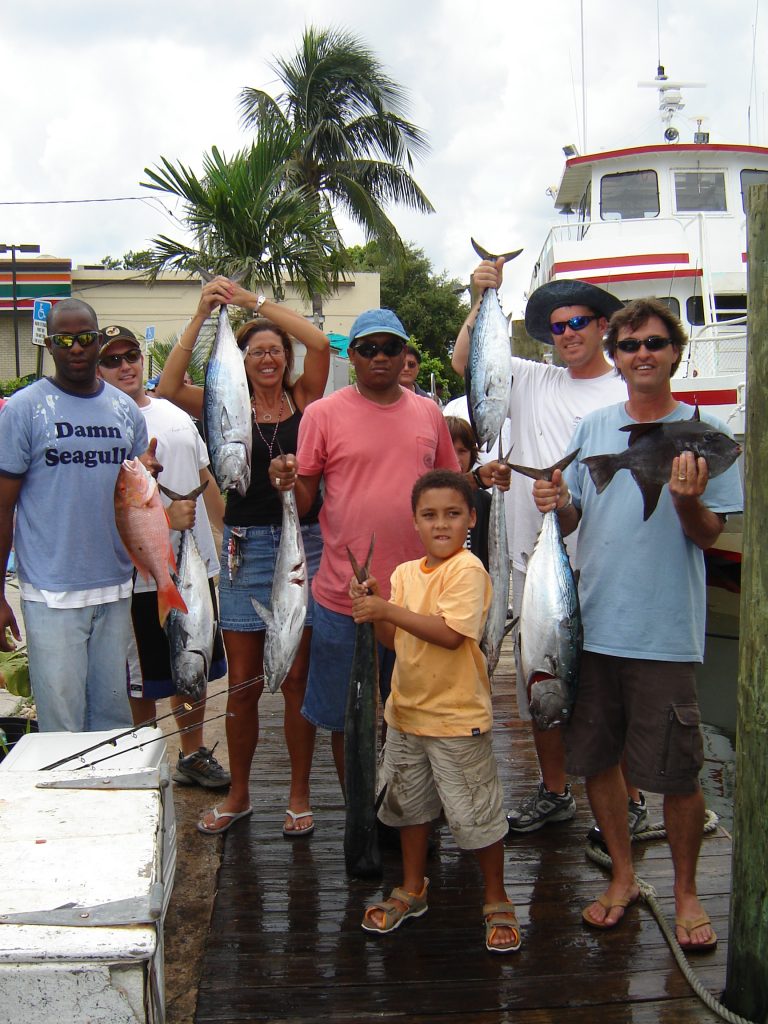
[741,169,768,212]
[618,296,680,317]
[686,294,747,326]
[674,171,727,213]
[600,170,659,220]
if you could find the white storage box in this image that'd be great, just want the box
[0,729,177,1023]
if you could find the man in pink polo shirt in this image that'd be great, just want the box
[271,308,509,785]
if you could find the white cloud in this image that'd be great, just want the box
[1,0,763,311]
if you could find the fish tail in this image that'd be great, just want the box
[508,447,580,483]
[157,579,188,626]
[581,454,618,494]
[158,480,208,503]
[470,238,523,264]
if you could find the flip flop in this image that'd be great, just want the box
[197,805,253,835]
[582,891,639,929]
[483,901,522,953]
[283,809,315,838]
[676,913,718,952]
[362,878,429,933]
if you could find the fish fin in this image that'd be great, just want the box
[509,448,580,483]
[157,579,188,627]
[470,238,523,264]
[631,473,664,520]
[521,552,530,570]
[464,353,482,449]
[250,597,274,628]
[219,405,233,435]
[159,480,208,503]
[620,422,664,445]
[691,404,701,421]
[582,454,617,494]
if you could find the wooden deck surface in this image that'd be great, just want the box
[194,640,733,1023]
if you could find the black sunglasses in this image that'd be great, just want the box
[49,330,101,349]
[350,338,406,359]
[550,314,597,336]
[615,335,672,354]
[99,349,143,368]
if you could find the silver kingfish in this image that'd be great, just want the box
[201,271,252,496]
[250,490,308,694]
[510,451,582,730]
[480,435,515,677]
[161,483,216,703]
[467,238,521,451]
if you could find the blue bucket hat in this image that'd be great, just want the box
[349,308,410,345]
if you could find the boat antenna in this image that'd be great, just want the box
[747,0,760,144]
[580,0,587,152]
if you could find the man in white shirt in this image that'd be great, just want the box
[452,267,643,835]
[98,326,230,788]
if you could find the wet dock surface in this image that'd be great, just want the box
[193,644,734,1023]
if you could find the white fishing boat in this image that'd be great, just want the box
[528,67,761,725]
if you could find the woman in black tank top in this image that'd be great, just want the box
[157,276,330,837]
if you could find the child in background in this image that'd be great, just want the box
[444,416,491,570]
[350,469,520,954]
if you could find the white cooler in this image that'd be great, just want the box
[0,728,177,1022]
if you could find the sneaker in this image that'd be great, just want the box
[506,782,576,834]
[586,792,648,846]
[172,744,231,789]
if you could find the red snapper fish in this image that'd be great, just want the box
[114,458,187,625]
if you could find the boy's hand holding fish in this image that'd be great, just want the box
[349,575,384,623]
[167,499,197,532]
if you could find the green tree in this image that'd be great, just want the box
[238,26,434,267]
[141,119,344,299]
[348,240,469,397]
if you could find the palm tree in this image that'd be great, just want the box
[141,119,344,300]
[238,26,434,267]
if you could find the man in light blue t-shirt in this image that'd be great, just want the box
[532,297,742,953]
[0,299,154,733]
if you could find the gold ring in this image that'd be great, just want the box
[678,473,686,481]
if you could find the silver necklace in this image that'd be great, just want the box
[252,390,286,458]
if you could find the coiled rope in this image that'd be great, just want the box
[585,810,757,1024]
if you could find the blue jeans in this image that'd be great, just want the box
[22,597,134,732]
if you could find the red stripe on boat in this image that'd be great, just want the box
[553,253,690,274]
[672,389,739,405]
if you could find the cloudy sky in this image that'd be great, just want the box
[1,0,764,313]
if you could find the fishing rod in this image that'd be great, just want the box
[73,709,235,770]
[40,673,265,770]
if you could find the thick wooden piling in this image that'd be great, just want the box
[723,182,768,1021]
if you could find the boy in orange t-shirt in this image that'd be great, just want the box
[350,469,520,954]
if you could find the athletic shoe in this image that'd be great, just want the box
[586,791,648,846]
[506,782,576,834]
[172,744,231,788]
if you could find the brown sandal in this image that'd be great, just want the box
[362,878,429,933]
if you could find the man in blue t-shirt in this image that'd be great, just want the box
[0,299,153,733]
[531,298,742,953]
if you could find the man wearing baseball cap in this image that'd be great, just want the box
[268,308,510,790]
[97,326,230,789]
[453,269,646,838]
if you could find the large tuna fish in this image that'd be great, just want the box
[344,538,381,879]
[582,407,742,520]
[202,272,252,496]
[250,490,308,694]
[114,458,187,626]
[481,435,515,677]
[509,451,582,730]
[466,238,521,451]
[161,483,217,702]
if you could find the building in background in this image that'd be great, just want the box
[0,255,379,390]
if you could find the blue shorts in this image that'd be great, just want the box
[302,599,396,732]
[218,522,322,632]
